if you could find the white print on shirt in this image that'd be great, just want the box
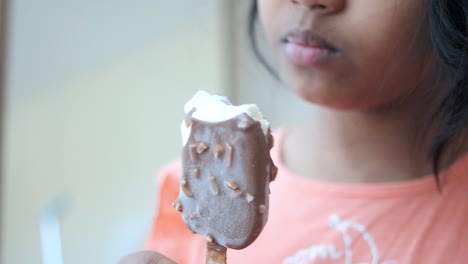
[283,214,397,264]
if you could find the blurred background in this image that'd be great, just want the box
[0,1,312,263]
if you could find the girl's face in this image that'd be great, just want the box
[258,0,433,110]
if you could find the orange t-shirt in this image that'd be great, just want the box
[145,129,468,264]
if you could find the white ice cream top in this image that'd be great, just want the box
[181,90,270,146]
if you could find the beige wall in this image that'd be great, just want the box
[2,1,227,263]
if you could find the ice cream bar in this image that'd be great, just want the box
[174,91,277,261]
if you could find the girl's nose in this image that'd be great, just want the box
[292,0,345,14]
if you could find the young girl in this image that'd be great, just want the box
[122,0,468,263]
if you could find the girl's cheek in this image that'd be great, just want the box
[257,0,282,44]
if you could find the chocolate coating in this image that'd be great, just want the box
[176,113,276,249]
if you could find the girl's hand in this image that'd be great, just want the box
[118,251,176,264]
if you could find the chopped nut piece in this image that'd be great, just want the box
[193,167,200,178]
[189,144,198,162]
[258,204,266,214]
[210,176,219,195]
[182,183,193,198]
[224,180,239,190]
[172,200,183,212]
[225,144,233,166]
[196,142,208,154]
[270,164,278,182]
[214,144,225,159]
[245,193,255,203]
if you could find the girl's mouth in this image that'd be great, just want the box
[283,29,338,66]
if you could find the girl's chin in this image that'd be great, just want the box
[287,84,339,106]
[289,88,379,111]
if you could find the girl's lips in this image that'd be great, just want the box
[283,29,337,66]
[285,43,332,66]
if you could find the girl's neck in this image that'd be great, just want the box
[283,100,465,184]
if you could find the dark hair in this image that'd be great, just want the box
[248,0,468,184]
